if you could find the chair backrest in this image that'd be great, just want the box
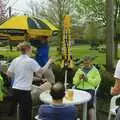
[94,83,100,101]
[35,115,42,120]
[95,83,100,94]
[110,94,120,110]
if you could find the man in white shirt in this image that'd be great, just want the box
[7,42,52,120]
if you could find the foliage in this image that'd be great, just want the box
[27,0,74,54]
[83,21,105,49]
[0,50,20,61]
[73,0,105,24]
[84,21,98,41]
[0,0,9,23]
[98,68,115,99]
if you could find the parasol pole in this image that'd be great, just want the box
[63,15,72,90]
[65,70,68,90]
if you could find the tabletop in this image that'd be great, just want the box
[40,89,91,105]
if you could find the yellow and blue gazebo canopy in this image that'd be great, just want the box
[0,15,58,41]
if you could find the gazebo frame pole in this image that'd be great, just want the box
[65,70,68,90]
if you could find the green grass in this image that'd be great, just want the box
[49,45,106,64]
[0,44,119,65]
[0,49,20,60]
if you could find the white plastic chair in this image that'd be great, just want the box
[72,83,100,120]
[34,115,42,120]
[17,104,19,120]
[35,115,39,120]
[94,83,100,120]
[108,94,120,120]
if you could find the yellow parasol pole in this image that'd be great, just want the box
[61,15,74,89]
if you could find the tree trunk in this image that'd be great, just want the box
[114,0,119,60]
[105,0,115,72]
[114,38,118,60]
[57,0,63,55]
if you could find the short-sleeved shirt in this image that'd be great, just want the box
[8,54,40,91]
[114,60,120,79]
[38,104,77,120]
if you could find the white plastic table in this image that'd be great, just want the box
[40,89,91,120]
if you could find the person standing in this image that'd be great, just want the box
[111,60,120,120]
[111,60,120,95]
[7,42,52,120]
[35,37,55,84]
[73,56,101,120]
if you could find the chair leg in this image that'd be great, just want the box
[93,100,97,120]
[108,112,112,120]
[94,105,96,120]
[17,104,19,120]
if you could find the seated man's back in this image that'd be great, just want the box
[38,104,77,120]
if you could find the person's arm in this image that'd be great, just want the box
[6,60,15,78]
[87,68,101,88]
[6,71,13,78]
[111,78,120,95]
[73,69,84,86]
[31,58,52,79]
[35,58,52,77]
[111,60,120,95]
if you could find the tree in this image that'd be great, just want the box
[27,0,74,54]
[105,0,115,71]
[83,21,98,48]
[0,0,8,23]
[114,0,120,60]
[74,0,120,61]
[26,0,40,16]
[73,0,105,24]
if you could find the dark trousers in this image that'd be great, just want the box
[11,89,32,120]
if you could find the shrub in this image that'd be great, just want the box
[98,69,114,99]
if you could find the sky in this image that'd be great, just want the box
[7,0,46,15]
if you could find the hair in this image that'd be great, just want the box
[50,82,65,100]
[17,42,31,54]
[83,56,93,62]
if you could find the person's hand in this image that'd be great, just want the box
[42,78,47,82]
[111,87,120,95]
[111,87,114,95]
[79,74,87,80]
[79,74,84,80]
[48,58,53,64]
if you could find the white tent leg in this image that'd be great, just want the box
[65,70,68,89]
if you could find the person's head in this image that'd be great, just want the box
[17,42,32,55]
[50,82,65,100]
[83,56,93,68]
[41,36,49,44]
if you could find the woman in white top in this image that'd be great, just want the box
[7,42,52,120]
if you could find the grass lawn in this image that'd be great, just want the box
[49,45,106,64]
[0,44,120,65]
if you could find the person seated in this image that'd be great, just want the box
[73,56,101,120]
[37,82,77,120]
